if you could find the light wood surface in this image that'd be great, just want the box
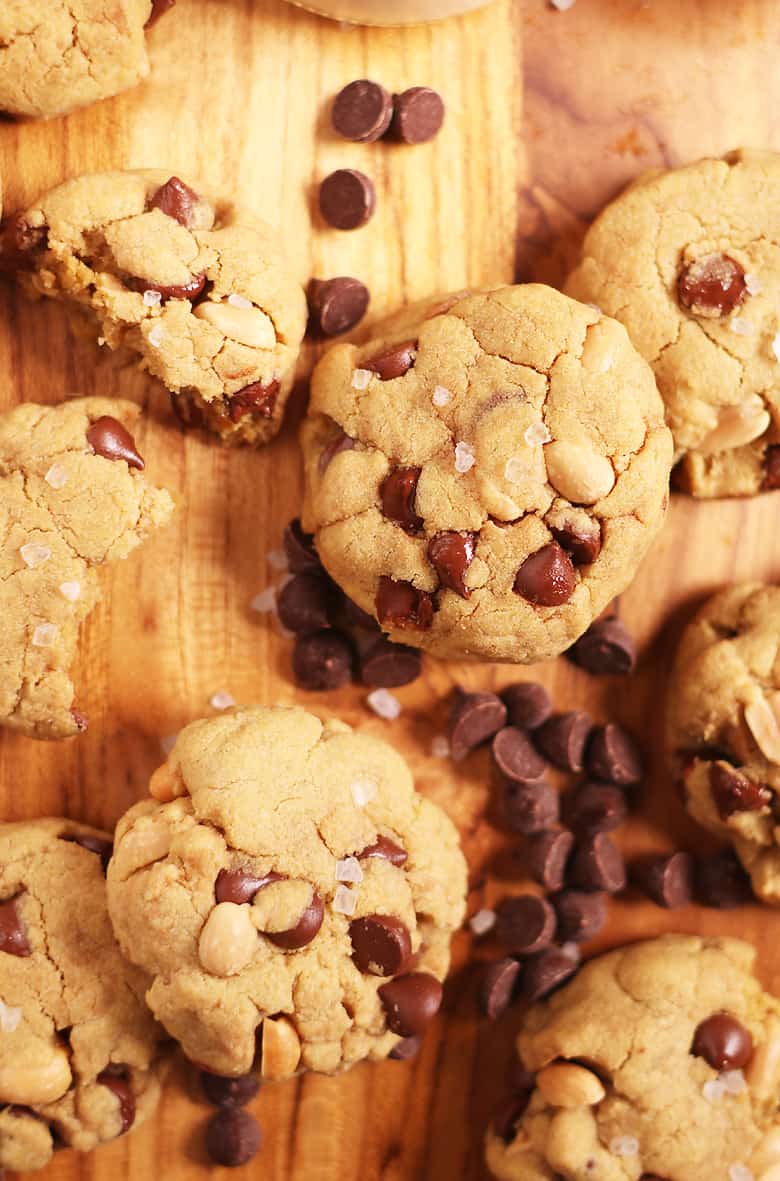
[2,1,780,1178]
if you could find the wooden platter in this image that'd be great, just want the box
[2,1,780,1177]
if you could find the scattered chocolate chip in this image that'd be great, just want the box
[364,340,418,380]
[319,427,356,475]
[267,891,324,950]
[60,832,113,873]
[205,1108,261,1167]
[149,176,201,228]
[503,781,559,835]
[495,895,556,956]
[350,915,412,976]
[97,1066,136,1134]
[228,380,280,424]
[390,87,445,144]
[563,783,627,835]
[534,711,593,772]
[332,79,394,142]
[570,833,626,894]
[763,445,780,491]
[133,272,206,303]
[522,948,578,1002]
[215,868,283,905]
[586,724,642,786]
[359,637,422,688]
[492,1093,532,1144]
[568,618,636,675]
[379,972,443,1037]
[0,895,30,957]
[427,531,477,599]
[292,629,353,690]
[201,1072,260,1109]
[283,519,321,575]
[86,416,144,470]
[376,577,434,631]
[319,169,376,230]
[480,958,522,1019]
[381,467,423,532]
[500,682,552,731]
[492,727,548,784]
[513,543,577,606]
[551,890,607,943]
[695,848,753,908]
[550,520,602,566]
[307,277,370,336]
[527,830,574,892]
[389,1035,421,1060]
[709,762,771,818]
[146,0,176,25]
[632,852,693,909]
[678,253,747,318]
[358,836,407,866]
[341,595,378,630]
[692,1012,753,1071]
[448,691,507,761]
[276,573,334,633]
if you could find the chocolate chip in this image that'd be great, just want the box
[390,87,445,144]
[527,830,574,892]
[632,852,693,909]
[201,1072,260,1109]
[522,948,578,1002]
[381,467,423,532]
[678,253,747,318]
[307,277,370,336]
[692,1013,753,1071]
[319,169,376,230]
[448,691,507,761]
[350,915,412,976]
[319,426,355,475]
[570,833,626,894]
[495,896,556,956]
[61,832,113,874]
[0,895,30,957]
[480,958,522,1019]
[389,1035,421,1060]
[146,0,176,25]
[569,618,636,675]
[358,836,407,866]
[266,891,324,950]
[551,890,607,943]
[276,573,333,633]
[763,444,780,491]
[586,724,642,786]
[500,682,552,731]
[376,577,433,631]
[132,272,205,303]
[360,637,422,688]
[503,781,559,835]
[364,340,417,380]
[283,519,321,575]
[534,711,593,772]
[228,380,280,424]
[550,520,602,566]
[694,848,753,908]
[97,1066,136,1134]
[148,176,201,228]
[514,543,577,607]
[332,79,394,142]
[378,972,443,1037]
[427,531,477,599]
[492,727,548,784]
[205,1108,261,1167]
[709,762,771,818]
[292,629,353,690]
[215,868,283,905]
[492,1093,531,1144]
[341,595,378,630]
[86,416,144,470]
[563,783,627,835]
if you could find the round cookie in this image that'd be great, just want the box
[486,934,780,1181]
[300,285,672,663]
[567,149,780,498]
[6,170,307,445]
[106,705,467,1078]
[666,582,780,904]
[0,818,168,1174]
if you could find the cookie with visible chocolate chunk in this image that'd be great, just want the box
[666,582,780,904]
[5,170,306,444]
[300,285,672,663]
[567,149,780,498]
[0,397,174,739]
[0,818,168,1174]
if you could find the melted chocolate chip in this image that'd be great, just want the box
[148,176,201,228]
[549,520,602,566]
[349,915,412,976]
[0,895,30,957]
[86,416,144,470]
[513,543,576,606]
[381,467,423,532]
[427,531,477,598]
[358,836,408,866]
[266,891,324,950]
[97,1066,136,1134]
[61,832,113,874]
[709,761,771,818]
[364,340,417,380]
[215,868,283,905]
[132,272,205,302]
[228,380,280,424]
[378,972,443,1037]
[375,577,434,630]
[692,1012,753,1071]
[678,253,747,318]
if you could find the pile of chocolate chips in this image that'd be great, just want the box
[199,1071,262,1167]
[279,518,423,694]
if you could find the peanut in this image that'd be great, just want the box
[745,697,780,765]
[0,1044,71,1105]
[117,819,172,875]
[544,440,615,506]
[198,902,258,977]
[746,1017,780,1100]
[697,396,770,455]
[581,317,623,374]
[535,1061,605,1108]
[149,763,186,802]
[260,1016,301,1080]
[193,301,276,349]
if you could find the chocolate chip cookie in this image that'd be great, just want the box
[106,705,467,1077]
[0,818,168,1174]
[667,582,780,904]
[486,934,780,1181]
[300,285,672,663]
[567,149,780,498]
[6,170,307,444]
[0,397,174,739]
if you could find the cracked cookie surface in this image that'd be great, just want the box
[0,818,168,1174]
[667,582,780,904]
[300,285,672,663]
[566,149,780,498]
[7,170,307,444]
[0,396,174,739]
[486,934,780,1181]
[106,705,467,1077]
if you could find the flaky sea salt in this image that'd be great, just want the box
[745,273,762,296]
[210,690,235,710]
[250,586,277,613]
[432,385,453,407]
[350,777,378,807]
[45,463,68,489]
[333,884,358,916]
[32,623,58,647]
[0,1000,21,1034]
[351,368,372,391]
[267,549,287,571]
[20,542,51,568]
[560,942,581,963]
[729,1166,754,1181]
[335,857,364,884]
[504,457,528,484]
[469,908,496,936]
[430,735,450,759]
[703,1077,727,1102]
[550,0,576,9]
[228,293,253,309]
[721,1069,747,1095]
[524,422,552,446]
[454,441,476,474]
[143,289,162,307]
[59,581,81,602]
[366,689,401,720]
[160,733,178,755]
[730,316,755,336]
[608,1136,638,1157]
[148,325,165,348]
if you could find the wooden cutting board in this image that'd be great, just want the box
[2,1,780,1177]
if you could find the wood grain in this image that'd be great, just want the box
[2,1,780,1178]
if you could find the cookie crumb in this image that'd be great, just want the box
[524,422,552,446]
[335,857,364,884]
[45,463,68,489]
[20,542,51,568]
[0,999,21,1033]
[59,581,81,602]
[351,368,372,391]
[454,441,476,474]
[350,776,378,806]
[469,908,496,936]
[143,289,162,307]
[210,691,235,710]
[367,688,402,720]
[432,385,452,407]
[250,586,277,613]
[333,884,358,915]
[430,735,450,758]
